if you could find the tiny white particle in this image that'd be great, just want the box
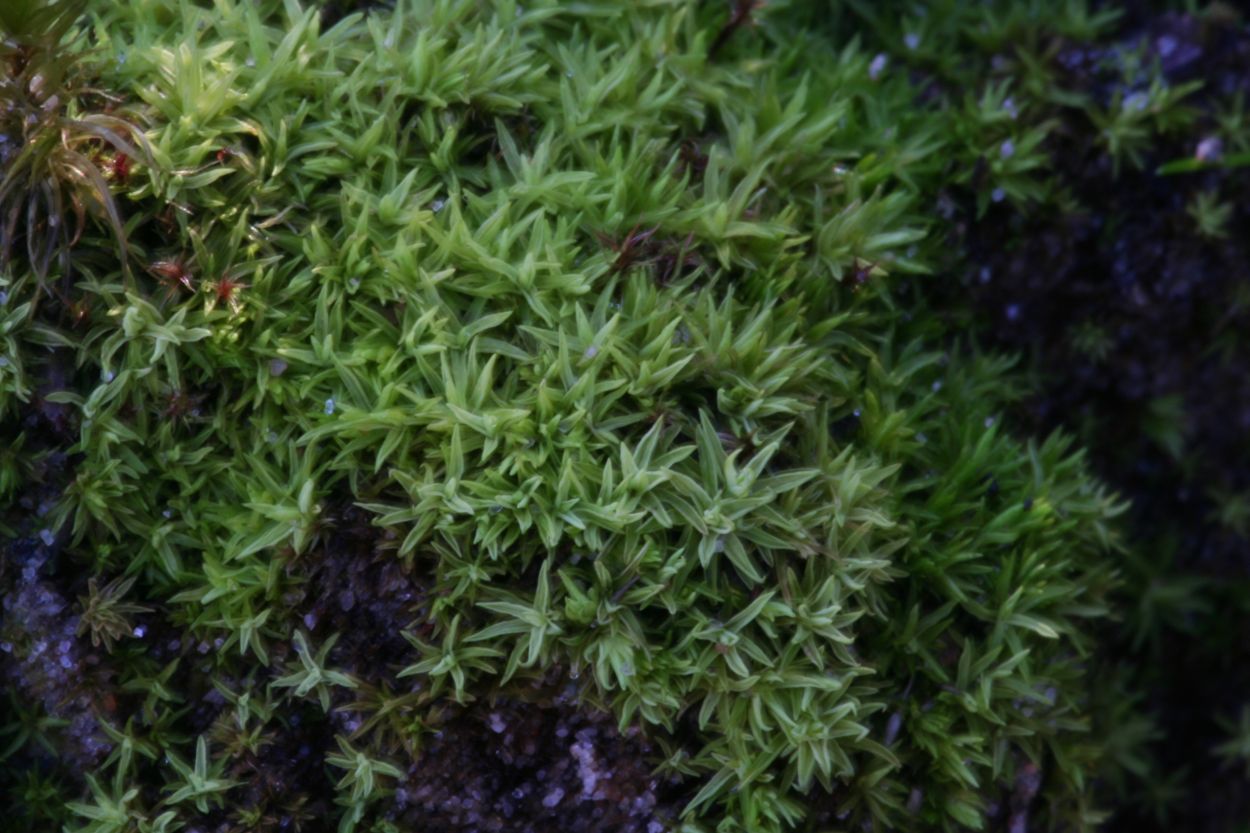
[324,398,335,415]
[565,70,574,78]
[904,32,920,50]
[431,198,445,212]
[134,626,146,638]
[868,53,888,80]
[348,277,360,290]
[1196,136,1223,162]
[267,431,278,443]
[103,370,115,382]
[245,56,255,67]
[584,345,598,359]
[163,508,173,519]
[885,711,903,745]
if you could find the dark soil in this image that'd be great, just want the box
[385,675,685,833]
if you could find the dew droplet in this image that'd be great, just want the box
[324,398,336,415]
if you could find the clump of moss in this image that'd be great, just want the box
[1,2,1131,832]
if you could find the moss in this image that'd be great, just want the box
[0,2,1152,832]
